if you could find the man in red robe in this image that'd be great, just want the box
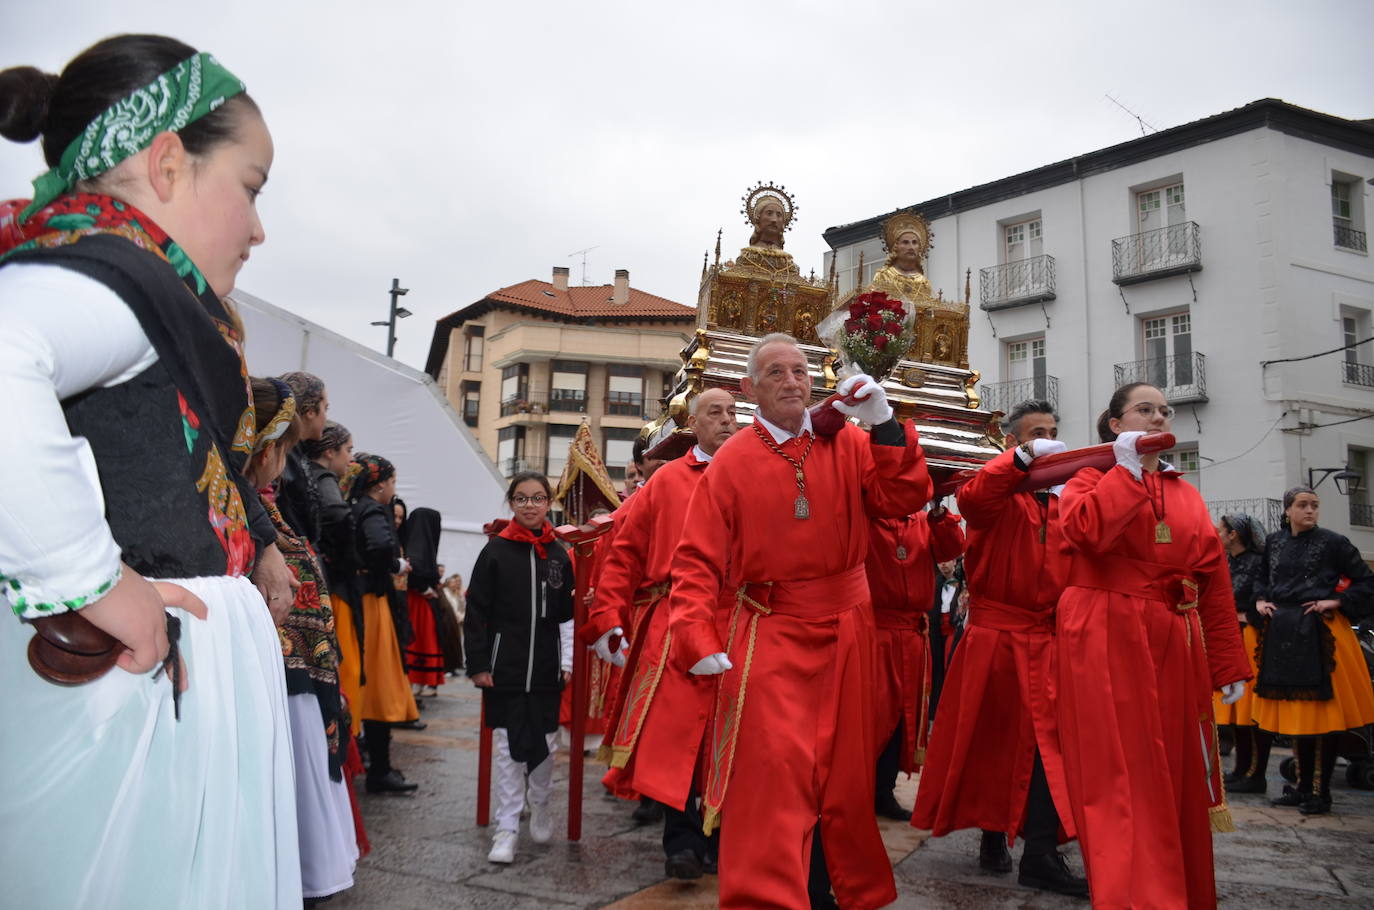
[911,400,1088,896]
[586,387,738,879]
[868,505,964,820]
[631,334,931,910]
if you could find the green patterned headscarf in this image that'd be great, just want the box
[21,52,245,222]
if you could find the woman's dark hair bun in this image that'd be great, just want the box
[0,66,60,143]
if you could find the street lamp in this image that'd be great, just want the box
[1307,465,1364,496]
[370,277,411,358]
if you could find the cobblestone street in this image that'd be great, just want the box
[330,685,1374,909]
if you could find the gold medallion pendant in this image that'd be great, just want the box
[895,545,907,560]
[1155,520,1173,544]
[794,494,810,520]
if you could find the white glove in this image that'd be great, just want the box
[833,374,893,425]
[1113,430,1147,481]
[1220,680,1247,705]
[396,557,411,574]
[689,653,733,675]
[1013,438,1068,468]
[592,626,628,667]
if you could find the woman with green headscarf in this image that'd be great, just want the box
[0,36,299,907]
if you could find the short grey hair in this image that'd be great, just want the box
[1002,399,1057,437]
[746,332,801,381]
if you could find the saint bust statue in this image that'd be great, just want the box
[871,211,934,303]
[732,182,803,279]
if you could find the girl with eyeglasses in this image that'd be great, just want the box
[1213,513,1272,793]
[465,471,575,864]
[1054,382,1250,908]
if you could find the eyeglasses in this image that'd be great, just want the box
[1128,403,1175,420]
[511,494,549,506]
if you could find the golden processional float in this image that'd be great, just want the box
[641,182,1007,485]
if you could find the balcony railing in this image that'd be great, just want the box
[1351,502,1374,528]
[979,254,1056,310]
[602,394,666,420]
[500,392,542,417]
[1114,351,1208,404]
[501,456,547,477]
[548,389,588,413]
[979,375,1060,414]
[1335,221,1368,252]
[1342,360,1374,388]
[1207,498,1284,534]
[1112,221,1202,285]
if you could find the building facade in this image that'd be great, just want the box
[425,267,696,484]
[823,99,1374,551]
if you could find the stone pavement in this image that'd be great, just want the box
[330,685,1374,909]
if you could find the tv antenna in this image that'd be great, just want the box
[1105,93,1158,137]
[567,245,600,285]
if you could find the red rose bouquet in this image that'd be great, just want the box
[815,290,917,384]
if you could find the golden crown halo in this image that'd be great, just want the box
[882,210,933,254]
[741,181,798,231]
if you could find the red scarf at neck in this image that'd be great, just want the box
[498,519,557,558]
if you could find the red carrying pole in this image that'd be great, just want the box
[566,538,597,841]
[476,698,492,826]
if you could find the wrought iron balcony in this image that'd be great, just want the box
[1207,498,1284,534]
[979,254,1056,310]
[1114,351,1207,404]
[501,455,547,477]
[1112,222,1202,285]
[1335,221,1368,252]
[1351,502,1374,528]
[1342,361,1374,388]
[979,375,1060,414]
[500,391,545,418]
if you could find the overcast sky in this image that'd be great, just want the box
[3,0,1370,370]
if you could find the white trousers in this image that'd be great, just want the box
[492,728,558,833]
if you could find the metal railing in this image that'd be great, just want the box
[979,375,1060,414]
[1114,352,1207,403]
[1352,502,1374,528]
[500,391,542,417]
[1207,498,1284,534]
[548,389,588,413]
[1342,361,1374,387]
[501,456,547,477]
[1335,221,1368,252]
[1112,221,1202,284]
[979,254,1056,310]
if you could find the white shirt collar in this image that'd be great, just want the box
[691,444,713,463]
[754,409,813,444]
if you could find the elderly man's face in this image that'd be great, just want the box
[689,389,739,456]
[742,341,810,428]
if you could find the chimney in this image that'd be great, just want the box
[612,268,630,305]
[552,266,570,292]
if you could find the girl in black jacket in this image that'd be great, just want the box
[466,471,574,863]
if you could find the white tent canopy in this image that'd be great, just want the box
[231,290,506,583]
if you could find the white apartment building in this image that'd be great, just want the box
[823,99,1374,553]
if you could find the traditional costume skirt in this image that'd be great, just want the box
[1213,623,1261,727]
[404,590,445,688]
[1252,610,1374,736]
[332,593,364,737]
[288,694,359,899]
[359,591,419,724]
[0,575,301,909]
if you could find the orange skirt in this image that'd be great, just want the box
[1213,623,1260,727]
[1253,612,1374,736]
[333,595,364,737]
[359,592,419,724]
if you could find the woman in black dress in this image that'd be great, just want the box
[1214,512,1270,792]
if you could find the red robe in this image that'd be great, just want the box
[1056,465,1249,910]
[591,449,710,795]
[865,510,964,774]
[912,448,1071,841]
[633,420,930,910]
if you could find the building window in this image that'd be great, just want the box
[463,325,485,372]
[1348,447,1373,527]
[606,364,645,416]
[550,360,588,413]
[497,425,526,476]
[461,381,480,427]
[1167,445,1201,490]
[1341,307,1373,386]
[499,363,529,416]
[603,427,640,480]
[1143,311,1193,389]
[1004,218,1043,263]
[1333,174,1368,252]
[546,424,577,484]
[1005,337,1049,400]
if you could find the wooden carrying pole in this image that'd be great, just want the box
[476,699,492,826]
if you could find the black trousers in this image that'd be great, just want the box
[1021,748,1061,857]
[875,723,903,798]
[663,785,710,859]
[363,720,393,778]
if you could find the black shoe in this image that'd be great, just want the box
[1271,785,1306,808]
[396,719,428,731]
[366,769,419,794]
[664,849,704,880]
[978,831,1013,874]
[631,797,664,825]
[809,894,840,910]
[875,790,912,822]
[1299,795,1332,815]
[1018,851,1090,898]
[703,851,718,875]
[1226,774,1267,794]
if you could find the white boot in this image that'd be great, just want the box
[529,799,553,844]
[488,829,517,864]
